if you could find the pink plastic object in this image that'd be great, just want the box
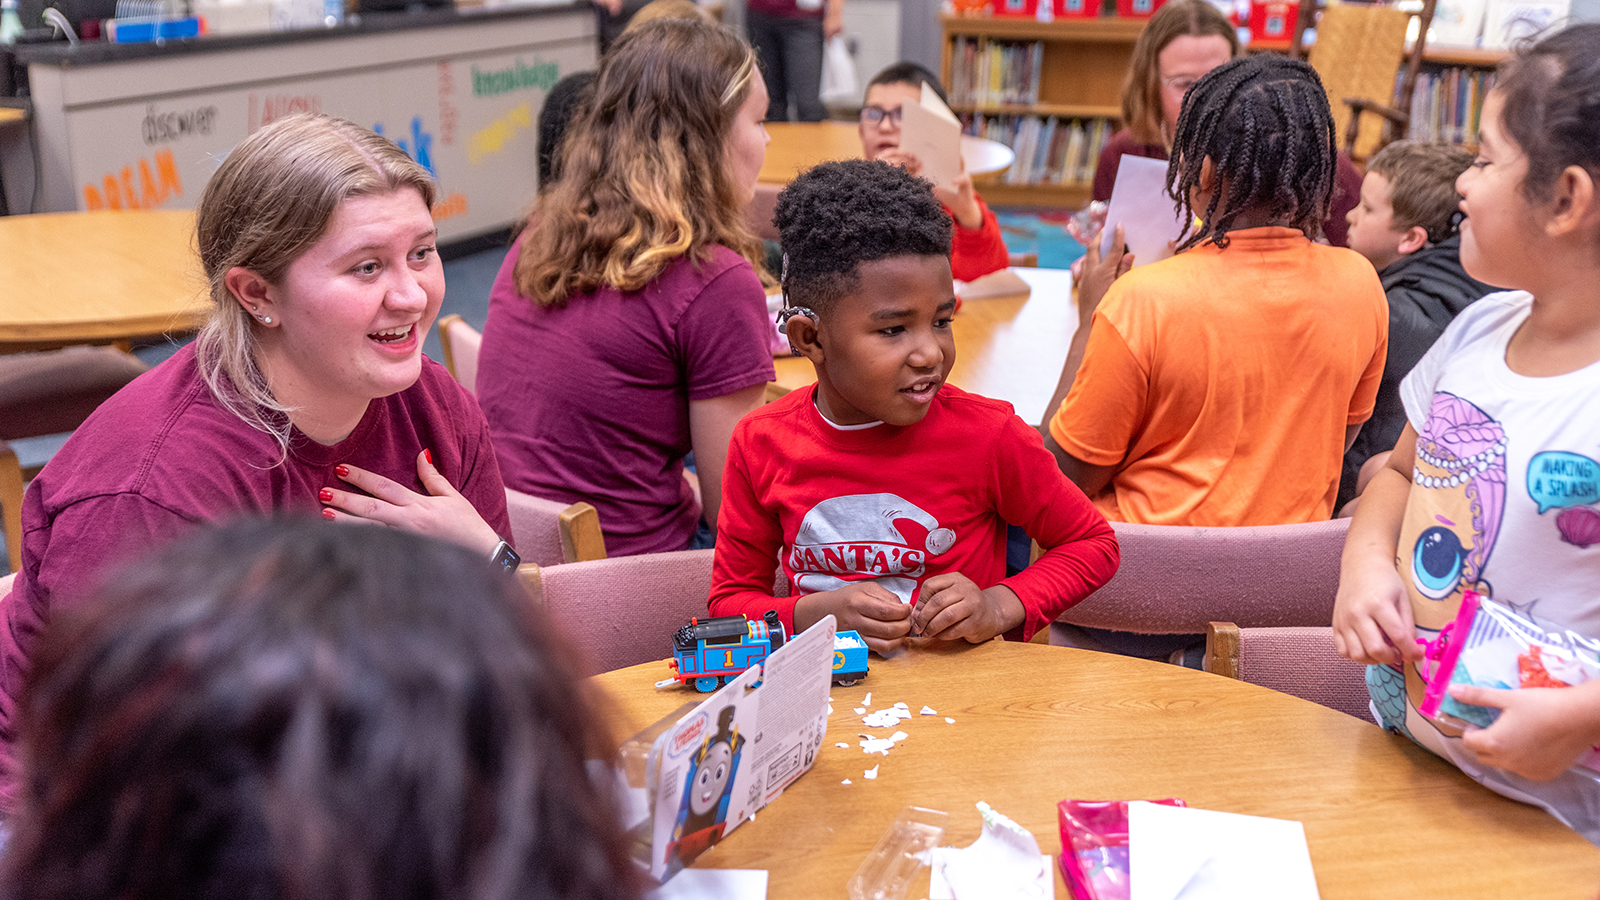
[1057,798,1186,900]
[1416,590,1481,719]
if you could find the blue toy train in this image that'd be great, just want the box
[668,612,870,692]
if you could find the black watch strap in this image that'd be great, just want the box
[490,540,521,573]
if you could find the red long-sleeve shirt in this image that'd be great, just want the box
[949,194,1010,283]
[710,384,1119,642]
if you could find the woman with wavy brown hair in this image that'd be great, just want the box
[478,18,776,557]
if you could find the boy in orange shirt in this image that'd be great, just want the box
[1042,56,1387,527]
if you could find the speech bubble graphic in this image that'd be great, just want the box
[1528,451,1600,513]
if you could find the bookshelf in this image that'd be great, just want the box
[941,14,1146,208]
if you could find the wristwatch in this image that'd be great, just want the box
[490,539,521,573]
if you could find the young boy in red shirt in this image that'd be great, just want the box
[709,160,1119,652]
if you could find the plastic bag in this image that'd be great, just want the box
[819,36,858,105]
[1418,589,1600,764]
[1056,798,1185,900]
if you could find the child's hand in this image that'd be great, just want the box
[911,574,1025,644]
[1331,561,1420,667]
[932,168,985,232]
[1452,682,1600,781]
[798,581,913,654]
[1076,224,1133,329]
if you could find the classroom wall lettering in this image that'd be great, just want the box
[247,93,324,133]
[470,57,559,97]
[438,61,458,147]
[431,192,468,221]
[82,147,182,210]
[142,104,218,145]
[375,116,436,176]
[467,103,532,165]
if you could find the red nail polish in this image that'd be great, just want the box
[424,448,433,465]
[322,508,336,520]
[335,464,350,477]
[319,487,333,502]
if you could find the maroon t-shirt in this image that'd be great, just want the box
[0,345,509,811]
[478,242,775,557]
[1090,127,1363,248]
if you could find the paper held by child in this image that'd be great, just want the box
[899,82,964,193]
[1100,155,1186,270]
[1126,802,1319,900]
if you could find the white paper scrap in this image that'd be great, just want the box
[836,742,850,749]
[945,717,956,724]
[890,731,909,743]
[1128,802,1319,900]
[864,765,879,780]
[864,692,871,705]
[894,701,909,709]
[842,779,852,785]
[854,707,866,715]
[644,868,769,900]
[921,706,938,716]
[1100,154,1185,270]
[929,802,1049,900]
[860,738,895,754]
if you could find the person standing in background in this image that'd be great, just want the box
[747,0,842,121]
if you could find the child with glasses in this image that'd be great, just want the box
[856,62,1009,282]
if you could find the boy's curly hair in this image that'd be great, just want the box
[775,159,953,315]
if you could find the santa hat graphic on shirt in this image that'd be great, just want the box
[789,493,956,603]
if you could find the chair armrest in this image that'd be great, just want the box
[559,502,608,563]
[1343,97,1410,126]
[1203,622,1241,680]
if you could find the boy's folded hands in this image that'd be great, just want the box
[800,581,914,655]
[795,574,1027,653]
[912,573,1025,644]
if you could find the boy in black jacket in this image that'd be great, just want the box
[1339,141,1497,512]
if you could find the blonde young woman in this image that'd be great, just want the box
[478,19,775,557]
[1089,0,1362,246]
[1,114,512,810]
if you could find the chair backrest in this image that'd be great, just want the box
[1294,0,1439,159]
[1204,621,1374,720]
[437,314,483,396]
[520,549,715,675]
[505,489,608,567]
[1053,518,1349,636]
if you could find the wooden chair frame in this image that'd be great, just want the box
[1292,0,1441,160]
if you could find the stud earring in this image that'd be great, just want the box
[263,316,273,324]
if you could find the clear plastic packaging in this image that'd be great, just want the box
[1056,799,1185,900]
[1418,590,1600,736]
[847,806,949,900]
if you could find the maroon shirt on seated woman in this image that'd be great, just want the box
[1092,130,1362,247]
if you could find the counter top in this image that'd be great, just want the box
[14,1,587,67]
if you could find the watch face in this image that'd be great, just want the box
[492,542,521,572]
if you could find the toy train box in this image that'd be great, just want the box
[668,612,869,691]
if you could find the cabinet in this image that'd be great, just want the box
[940,14,1145,208]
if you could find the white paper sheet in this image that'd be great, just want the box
[1099,155,1185,269]
[644,869,768,900]
[1127,802,1319,900]
[898,82,963,193]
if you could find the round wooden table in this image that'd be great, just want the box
[593,639,1600,899]
[0,209,208,353]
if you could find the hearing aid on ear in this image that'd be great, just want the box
[776,306,817,335]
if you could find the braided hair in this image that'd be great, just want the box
[1167,54,1337,250]
[775,159,953,317]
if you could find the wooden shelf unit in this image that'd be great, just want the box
[941,14,1146,209]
